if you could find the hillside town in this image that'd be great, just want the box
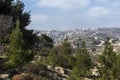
[37,28,120,51]
[0,0,120,80]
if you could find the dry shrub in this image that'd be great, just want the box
[12,73,34,80]
[25,63,40,74]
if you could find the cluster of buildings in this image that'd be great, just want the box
[35,28,120,53]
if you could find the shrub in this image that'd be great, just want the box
[25,63,40,74]
[12,73,34,80]
[25,63,47,75]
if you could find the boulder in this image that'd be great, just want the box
[47,65,54,70]
[0,74,9,79]
[90,67,100,77]
[55,67,64,74]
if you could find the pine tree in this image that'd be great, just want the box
[99,38,120,80]
[6,19,34,67]
[0,0,35,50]
[68,41,92,79]
[47,48,58,66]
[59,38,75,68]
[76,41,91,72]
[62,37,71,55]
[68,66,83,80]
[0,0,30,28]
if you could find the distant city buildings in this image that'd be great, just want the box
[37,28,120,46]
[34,28,120,53]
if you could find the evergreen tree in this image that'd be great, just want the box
[69,41,92,79]
[46,38,74,68]
[0,0,13,14]
[0,0,30,28]
[33,34,53,57]
[6,19,34,67]
[0,0,35,50]
[76,41,91,73]
[39,34,53,49]
[47,48,58,66]
[99,38,120,80]
[59,38,75,68]
[68,66,83,80]
[62,37,71,55]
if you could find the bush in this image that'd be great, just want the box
[57,55,75,69]
[47,49,59,66]
[12,74,34,80]
[25,63,47,75]
[25,63,40,74]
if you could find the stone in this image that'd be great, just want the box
[0,74,9,79]
[47,65,53,70]
[55,66,64,74]
[91,67,100,77]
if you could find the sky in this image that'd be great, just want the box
[22,0,120,30]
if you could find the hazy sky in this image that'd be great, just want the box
[22,0,120,30]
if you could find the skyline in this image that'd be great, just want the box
[23,0,120,30]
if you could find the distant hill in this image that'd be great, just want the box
[37,28,120,47]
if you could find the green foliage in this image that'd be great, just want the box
[68,41,92,79]
[58,38,75,68]
[0,0,36,50]
[47,48,59,66]
[40,34,53,48]
[47,38,74,68]
[62,38,71,55]
[76,51,91,68]
[0,34,9,44]
[76,41,91,72]
[38,76,50,80]
[10,20,24,50]
[47,45,74,68]
[25,63,40,74]
[0,0,30,28]
[68,66,83,80]
[57,54,75,68]
[5,20,34,67]
[99,39,120,80]
[34,34,53,52]
[0,0,13,14]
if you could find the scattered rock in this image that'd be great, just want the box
[0,74,9,79]
[90,67,100,77]
[47,65,54,70]
[55,66,64,74]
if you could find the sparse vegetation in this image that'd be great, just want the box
[0,0,120,80]
[98,38,120,80]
